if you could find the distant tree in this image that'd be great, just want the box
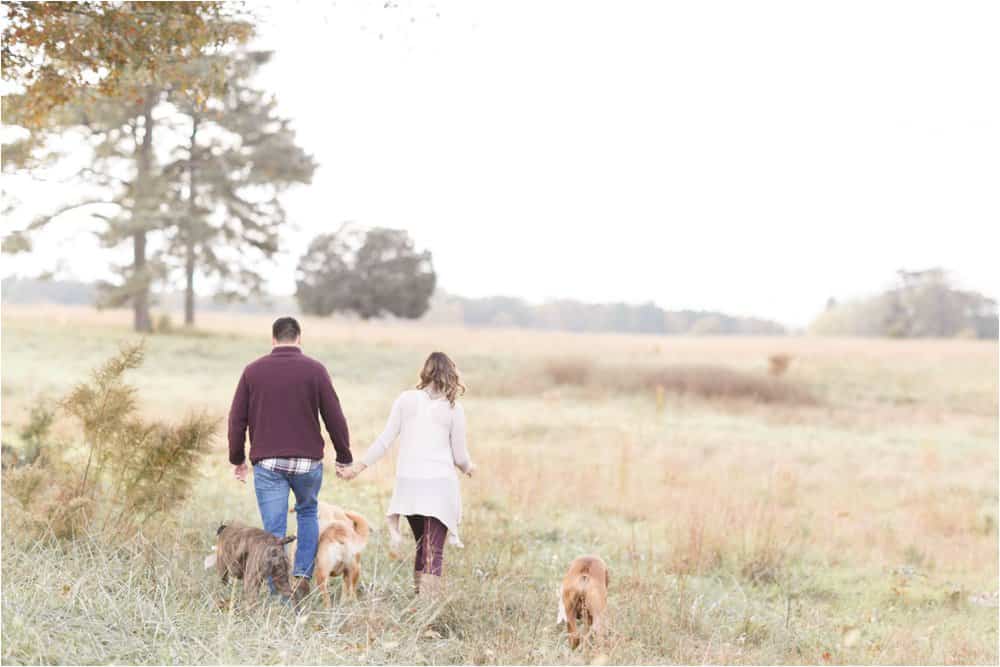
[296,226,436,320]
[810,268,998,339]
[885,269,967,337]
[163,51,315,326]
[1,2,251,129]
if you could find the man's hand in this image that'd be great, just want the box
[233,463,249,483]
[464,463,477,478]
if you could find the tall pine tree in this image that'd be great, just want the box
[163,51,315,326]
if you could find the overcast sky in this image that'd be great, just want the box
[4,0,998,327]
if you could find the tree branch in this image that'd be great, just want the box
[24,198,122,232]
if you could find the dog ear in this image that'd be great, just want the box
[279,535,297,546]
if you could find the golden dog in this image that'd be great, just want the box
[290,501,370,606]
[557,555,610,649]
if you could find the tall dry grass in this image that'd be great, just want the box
[1,305,997,665]
[542,358,816,404]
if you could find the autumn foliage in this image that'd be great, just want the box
[2,1,252,127]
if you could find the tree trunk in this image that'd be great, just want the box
[184,116,199,327]
[184,248,195,326]
[133,231,152,332]
[132,97,156,333]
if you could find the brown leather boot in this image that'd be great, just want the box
[417,573,443,600]
[291,576,311,606]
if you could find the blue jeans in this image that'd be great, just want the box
[253,464,323,579]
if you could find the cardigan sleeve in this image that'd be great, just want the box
[449,403,472,473]
[361,394,404,468]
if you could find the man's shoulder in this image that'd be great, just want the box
[243,353,273,373]
[243,350,329,379]
[298,352,329,373]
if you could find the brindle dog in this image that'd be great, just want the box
[214,521,296,601]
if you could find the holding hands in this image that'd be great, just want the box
[337,462,366,481]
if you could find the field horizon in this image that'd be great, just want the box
[2,303,997,665]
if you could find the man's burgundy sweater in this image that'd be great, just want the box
[228,346,352,466]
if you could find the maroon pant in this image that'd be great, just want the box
[406,514,447,576]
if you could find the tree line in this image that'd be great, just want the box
[427,295,787,335]
[4,267,996,339]
[0,273,785,336]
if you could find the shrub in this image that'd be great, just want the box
[476,357,818,404]
[631,365,813,404]
[2,404,55,470]
[3,342,218,539]
[544,358,592,385]
[541,360,817,405]
[19,403,54,465]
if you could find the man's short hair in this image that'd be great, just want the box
[272,317,301,343]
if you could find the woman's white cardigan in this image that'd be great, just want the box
[362,388,472,545]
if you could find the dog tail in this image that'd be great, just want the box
[279,535,296,546]
[571,573,598,613]
[344,510,370,546]
[557,591,568,624]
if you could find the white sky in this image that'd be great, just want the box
[4,0,999,327]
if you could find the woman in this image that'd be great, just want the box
[340,351,474,596]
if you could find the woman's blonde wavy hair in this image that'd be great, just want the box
[417,351,465,406]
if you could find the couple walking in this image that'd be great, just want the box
[227,317,474,601]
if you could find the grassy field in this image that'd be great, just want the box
[2,304,997,665]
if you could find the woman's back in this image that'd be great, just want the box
[361,388,470,480]
[397,390,458,473]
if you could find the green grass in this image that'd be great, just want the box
[2,306,997,664]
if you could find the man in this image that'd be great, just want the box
[228,316,352,602]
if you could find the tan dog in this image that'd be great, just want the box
[291,501,369,607]
[209,521,296,602]
[287,501,367,563]
[557,555,610,649]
